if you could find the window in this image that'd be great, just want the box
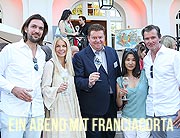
[72,4,83,15]
[0,8,2,23]
[71,1,125,48]
[87,2,105,16]
[176,10,180,37]
[110,8,121,17]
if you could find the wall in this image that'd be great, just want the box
[143,0,175,36]
[0,0,179,42]
[0,0,23,29]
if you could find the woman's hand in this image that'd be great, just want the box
[57,82,68,93]
[117,88,128,98]
[72,32,79,36]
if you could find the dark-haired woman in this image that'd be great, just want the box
[57,9,78,46]
[116,48,150,138]
[135,42,148,70]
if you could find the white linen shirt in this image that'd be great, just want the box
[144,45,180,117]
[0,39,46,117]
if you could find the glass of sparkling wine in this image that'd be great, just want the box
[61,69,68,95]
[75,25,80,33]
[122,77,129,101]
[94,55,102,81]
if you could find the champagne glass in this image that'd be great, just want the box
[94,55,102,81]
[122,77,129,101]
[75,25,80,33]
[26,87,34,99]
[61,69,69,95]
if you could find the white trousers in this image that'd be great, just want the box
[0,112,44,138]
[121,117,150,138]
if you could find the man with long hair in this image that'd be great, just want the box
[0,14,48,138]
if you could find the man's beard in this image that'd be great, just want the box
[28,34,41,43]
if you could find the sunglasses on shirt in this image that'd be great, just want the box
[150,65,153,78]
[33,57,39,71]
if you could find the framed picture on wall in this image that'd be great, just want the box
[115,28,143,50]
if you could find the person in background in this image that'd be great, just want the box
[135,42,148,70]
[0,43,8,52]
[78,16,89,36]
[160,35,180,91]
[71,45,79,57]
[41,45,52,62]
[0,14,48,138]
[76,16,89,50]
[160,35,177,50]
[116,48,150,138]
[73,24,121,138]
[56,9,78,46]
[142,25,180,138]
[41,37,85,138]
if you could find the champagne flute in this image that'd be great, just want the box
[122,77,129,101]
[94,55,102,81]
[26,88,34,99]
[75,25,80,33]
[61,69,69,95]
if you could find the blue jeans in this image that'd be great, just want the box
[147,112,180,138]
[0,112,44,138]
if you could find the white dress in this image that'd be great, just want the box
[41,60,86,138]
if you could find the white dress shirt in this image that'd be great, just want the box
[0,39,46,117]
[144,45,180,116]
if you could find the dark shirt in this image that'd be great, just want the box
[79,23,89,36]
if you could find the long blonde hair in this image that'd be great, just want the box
[161,35,177,50]
[52,37,74,76]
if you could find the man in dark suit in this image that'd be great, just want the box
[78,16,89,36]
[73,24,121,138]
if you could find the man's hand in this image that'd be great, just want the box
[173,110,180,128]
[88,72,100,88]
[11,86,33,102]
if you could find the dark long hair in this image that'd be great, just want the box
[60,9,72,21]
[121,48,140,78]
[21,14,48,46]
[135,41,148,58]
[79,15,86,23]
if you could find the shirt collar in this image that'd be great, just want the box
[18,39,41,50]
[89,44,105,54]
[158,44,166,53]
[18,39,27,48]
[146,44,167,57]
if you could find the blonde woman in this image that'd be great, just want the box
[41,37,85,138]
[161,35,177,50]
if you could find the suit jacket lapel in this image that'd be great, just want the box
[85,46,96,70]
[104,47,112,74]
